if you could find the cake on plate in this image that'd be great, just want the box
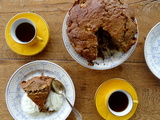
[66,0,137,64]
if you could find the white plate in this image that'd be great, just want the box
[62,13,138,70]
[5,60,75,120]
[144,22,160,79]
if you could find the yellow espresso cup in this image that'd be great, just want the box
[10,18,42,46]
[106,89,138,116]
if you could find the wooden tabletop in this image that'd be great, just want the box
[1,0,160,120]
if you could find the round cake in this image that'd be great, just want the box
[66,0,137,64]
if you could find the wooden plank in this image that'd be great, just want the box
[1,60,160,119]
[0,0,159,63]
[0,11,72,60]
[1,0,160,119]
[0,0,74,13]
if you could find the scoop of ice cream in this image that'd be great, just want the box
[21,91,63,118]
[46,91,63,111]
[21,93,40,116]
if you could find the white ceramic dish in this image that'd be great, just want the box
[5,60,75,120]
[144,22,160,79]
[62,13,138,70]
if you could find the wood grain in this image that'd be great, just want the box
[1,0,160,120]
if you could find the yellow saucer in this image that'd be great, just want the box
[95,78,138,120]
[5,12,49,56]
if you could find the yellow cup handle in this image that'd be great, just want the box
[133,100,138,104]
[36,36,43,42]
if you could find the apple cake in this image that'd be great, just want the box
[66,0,137,64]
[20,76,55,112]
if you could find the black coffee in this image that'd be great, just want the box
[108,91,128,112]
[16,23,35,42]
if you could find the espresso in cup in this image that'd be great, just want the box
[107,90,135,116]
[10,18,42,45]
[109,91,128,112]
[16,22,35,42]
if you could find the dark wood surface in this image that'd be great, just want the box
[1,0,160,120]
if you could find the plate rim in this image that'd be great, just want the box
[144,22,160,79]
[5,60,75,120]
[62,13,138,70]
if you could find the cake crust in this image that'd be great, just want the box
[67,0,137,63]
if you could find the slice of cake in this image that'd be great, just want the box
[20,76,54,112]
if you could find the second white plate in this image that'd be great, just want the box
[144,22,160,79]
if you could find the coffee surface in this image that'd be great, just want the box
[109,91,129,112]
[16,23,35,42]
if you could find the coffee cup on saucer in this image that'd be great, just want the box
[107,90,138,116]
[10,18,43,46]
[95,78,138,120]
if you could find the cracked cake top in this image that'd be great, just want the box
[66,0,137,64]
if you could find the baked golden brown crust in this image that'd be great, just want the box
[20,76,54,112]
[66,0,137,63]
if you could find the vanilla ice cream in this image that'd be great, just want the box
[21,91,63,118]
